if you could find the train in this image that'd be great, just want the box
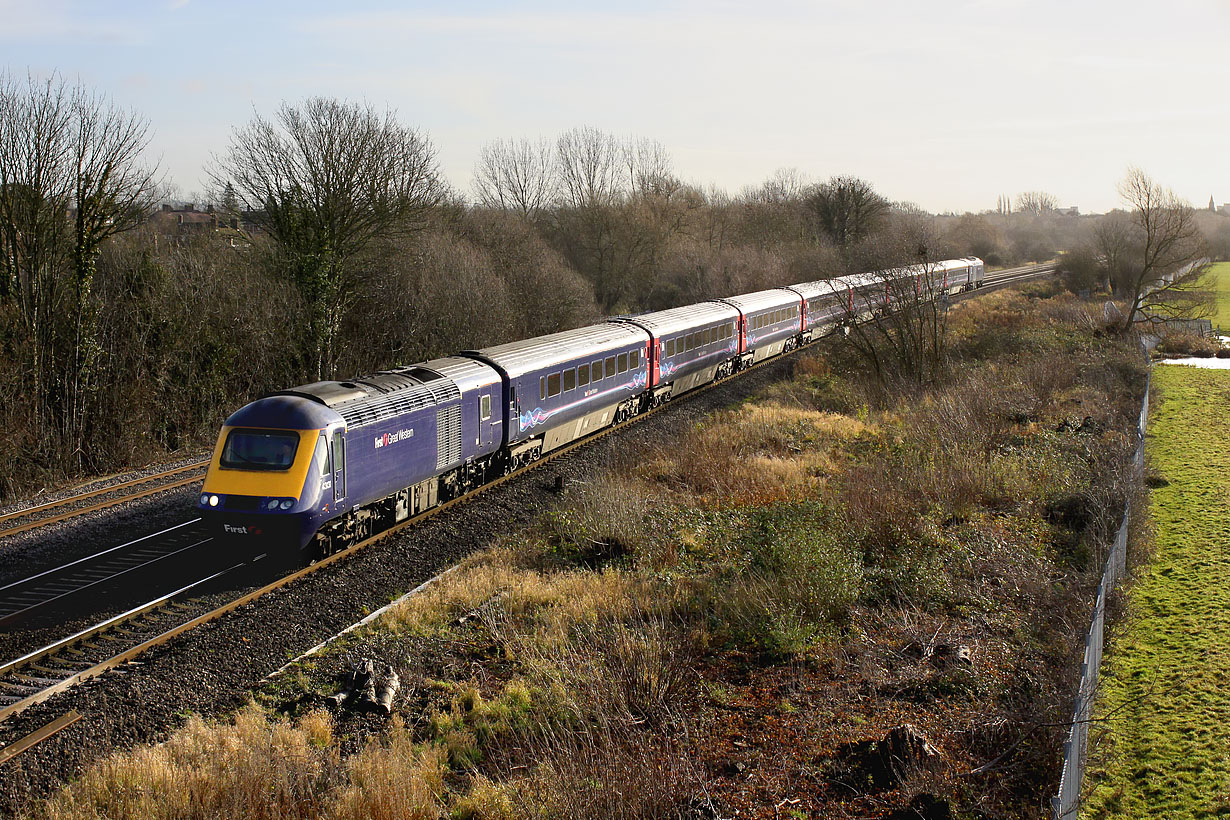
[198,257,984,562]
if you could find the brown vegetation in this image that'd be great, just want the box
[31,285,1146,819]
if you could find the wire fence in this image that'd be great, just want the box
[1051,369,1149,819]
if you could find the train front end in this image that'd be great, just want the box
[198,395,344,558]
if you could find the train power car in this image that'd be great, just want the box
[199,356,504,560]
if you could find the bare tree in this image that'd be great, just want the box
[1090,211,1136,294]
[472,137,556,217]
[556,126,623,209]
[804,175,889,249]
[1114,168,1210,331]
[1015,191,1059,216]
[213,97,444,378]
[0,71,158,467]
[839,219,955,390]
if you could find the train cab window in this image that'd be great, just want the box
[481,394,492,420]
[605,356,616,377]
[313,435,330,476]
[221,429,299,471]
[563,368,576,392]
[547,373,561,397]
[617,352,628,373]
[593,359,603,380]
[578,364,590,387]
[630,349,640,369]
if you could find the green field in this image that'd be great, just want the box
[1083,366,1230,818]
[1206,261,1230,333]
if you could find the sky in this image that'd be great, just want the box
[2,0,1227,214]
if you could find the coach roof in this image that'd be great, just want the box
[465,322,650,380]
[611,301,740,338]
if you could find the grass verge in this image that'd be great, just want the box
[1206,261,1230,333]
[1082,365,1230,818]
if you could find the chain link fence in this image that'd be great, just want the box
[1051,370,1149,819]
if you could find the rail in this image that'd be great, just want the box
[0,461,208,540]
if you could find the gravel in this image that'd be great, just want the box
[0,356,797,816]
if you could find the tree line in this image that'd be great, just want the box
[0,72,1218,500]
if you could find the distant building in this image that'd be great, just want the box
[1057,206,1080,217]
[146,202,253,246]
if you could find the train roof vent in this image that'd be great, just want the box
[335,379,462,428]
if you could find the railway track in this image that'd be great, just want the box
[0,263,1055,758]
[0,571,237,723]
[0,460,209,541]
[0,519,213,626]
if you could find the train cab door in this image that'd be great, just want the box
[331,428,347,507]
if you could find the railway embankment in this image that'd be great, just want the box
[1082,364,1230,818]
[21,284,1146,820]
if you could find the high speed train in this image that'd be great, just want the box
[198,257,984,561]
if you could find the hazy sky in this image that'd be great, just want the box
[2,0,1226,214]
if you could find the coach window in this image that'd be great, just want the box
[540,376,546,401]
[563,368,576,392]
[578,364,589,387]
[605,356,616,377]
[617,352,628,373]
[593,359,603,380]
[630,349,640,369]
[666,339,675,357]
[481,394,491,420]
[547,373,561,397]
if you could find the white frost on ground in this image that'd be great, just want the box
[1157,338,1230,368]
[1157,357,1230,369]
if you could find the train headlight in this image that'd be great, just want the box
[266,498,280,510]
[208,495,220,507]
[199,494,208,506]
[279,499,294,510]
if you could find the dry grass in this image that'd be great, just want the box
[639,402,871,506]
[1155,329,1223,358]
[328,722,447,820]
[41,705,339,820]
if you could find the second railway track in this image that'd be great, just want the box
[0,460,208,541]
